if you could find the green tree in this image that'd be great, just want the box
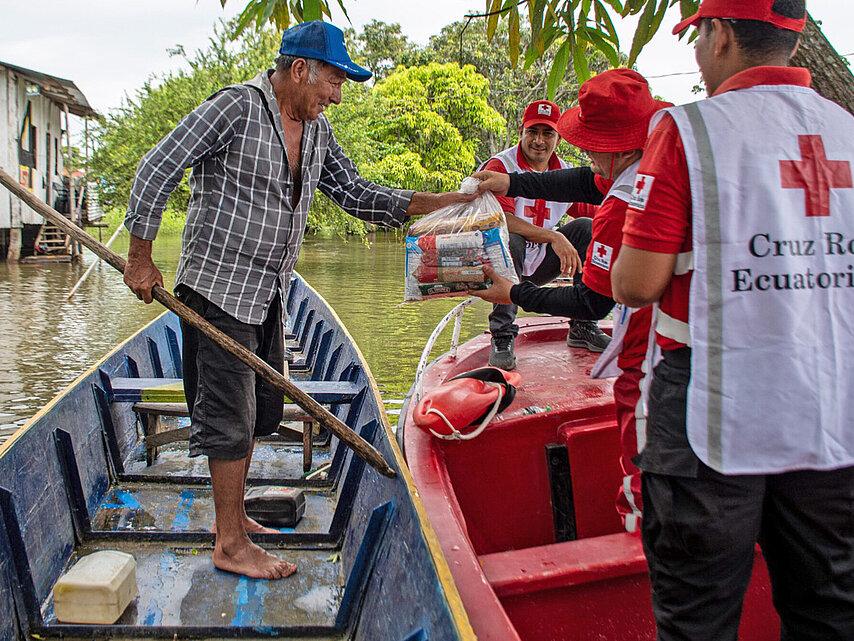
[223,0,854,113]
[425,18,614,158]
[368,62,506,189]
[345,19,431,82]
[62,145,87,173]
[476,1,854,112]
[92,20,504,235]
[92,22,279,211]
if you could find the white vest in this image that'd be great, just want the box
[491,146,571,276]
[590,159,641,380]
[662,84,854,474]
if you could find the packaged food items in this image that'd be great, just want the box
[405,186,517,302]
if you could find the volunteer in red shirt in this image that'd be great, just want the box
[480,100,609,370]
[612,1,854,638]
[472,69,670,532]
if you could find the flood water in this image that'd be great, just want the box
[0,231,500,443]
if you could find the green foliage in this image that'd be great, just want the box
[92,20,504,236]
[228,0,350,35]
[424,18,615,159]
[62,145,87,172]
[222,0,702,100]
[92,22,279,212]
[370,63,505,188]
[103,206,187,235]
[482,0,700,94]
[345,20,432,82]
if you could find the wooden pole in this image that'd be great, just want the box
[0,167,396,478]
[67,223,124,300]
[63,104,80,261]
[6,72,21,261]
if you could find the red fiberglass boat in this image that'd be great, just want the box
[398,301,779,641]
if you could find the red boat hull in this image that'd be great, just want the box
[402,316,779,641]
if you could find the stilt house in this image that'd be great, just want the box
[1,61,97,260]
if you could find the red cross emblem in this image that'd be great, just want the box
[523,199,550,227]
[597,245,608,258]
[780,135,852,217]
[635,175,647,192]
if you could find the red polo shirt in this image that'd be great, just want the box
[621,66,813,350]
[483,146,565,215]
[483,147,599,220]
[583,186,627,298]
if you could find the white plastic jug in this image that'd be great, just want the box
[53,550,138,624]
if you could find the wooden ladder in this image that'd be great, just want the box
[34,221,71,255]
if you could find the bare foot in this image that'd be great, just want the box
[245,516,280,534]
[212,538,297,580]
[211,517,281,534]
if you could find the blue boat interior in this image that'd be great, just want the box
[0,275,465,641]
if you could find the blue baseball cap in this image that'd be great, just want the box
[279,21,372,82]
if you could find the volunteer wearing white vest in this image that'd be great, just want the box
[612,1,854,638]
[480,100,609,370]
[473,70,670,533]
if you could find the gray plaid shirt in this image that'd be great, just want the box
[126,70,413,324]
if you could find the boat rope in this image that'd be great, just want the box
[426,382,505,441]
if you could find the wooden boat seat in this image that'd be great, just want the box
[479,535,776,641]
[479,532,648,598]
[132,401,319,471]
[110,377,361,404]
[477,533,658,639]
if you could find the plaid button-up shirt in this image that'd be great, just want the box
[126,70,413,324]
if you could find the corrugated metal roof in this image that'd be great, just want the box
[0,60,99,118]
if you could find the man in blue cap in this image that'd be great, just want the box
[122,21,471,581]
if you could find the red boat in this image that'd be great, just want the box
[399,304,779,641]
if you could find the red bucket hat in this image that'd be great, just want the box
[557,69,671,153]
[522,100,561,131]
[672,0,806,35]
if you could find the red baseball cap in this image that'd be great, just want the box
[557,69,672,153]
[522,100,561,130]
[672,0,806,35]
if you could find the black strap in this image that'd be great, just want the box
[243,84,287,154]
[449,367,518,417]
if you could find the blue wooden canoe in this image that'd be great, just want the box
[0,273,475,641]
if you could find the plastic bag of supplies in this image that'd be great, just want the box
[405,179,518,302]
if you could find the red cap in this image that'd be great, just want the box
[522,100,561,130]
[557,69,672,153]
[672,0,806,35]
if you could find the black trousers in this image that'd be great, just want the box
[488,216,592,339]
[641,351,854,641]
[176,285,284,460]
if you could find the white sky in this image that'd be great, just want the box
[1,0,852,142]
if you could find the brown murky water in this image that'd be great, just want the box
[0,231,496,443]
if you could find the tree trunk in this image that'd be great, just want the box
[792,13,854,116]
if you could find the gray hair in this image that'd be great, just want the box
[276,55,323,83]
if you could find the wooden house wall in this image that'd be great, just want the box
[0,65,65,229]
[1,67,12,229]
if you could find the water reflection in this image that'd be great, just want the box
[0,232,503,442]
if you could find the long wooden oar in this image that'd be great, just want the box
[0,168,396,478]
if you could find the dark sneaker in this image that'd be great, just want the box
[489,336,516,370]
[567,320,611,353]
